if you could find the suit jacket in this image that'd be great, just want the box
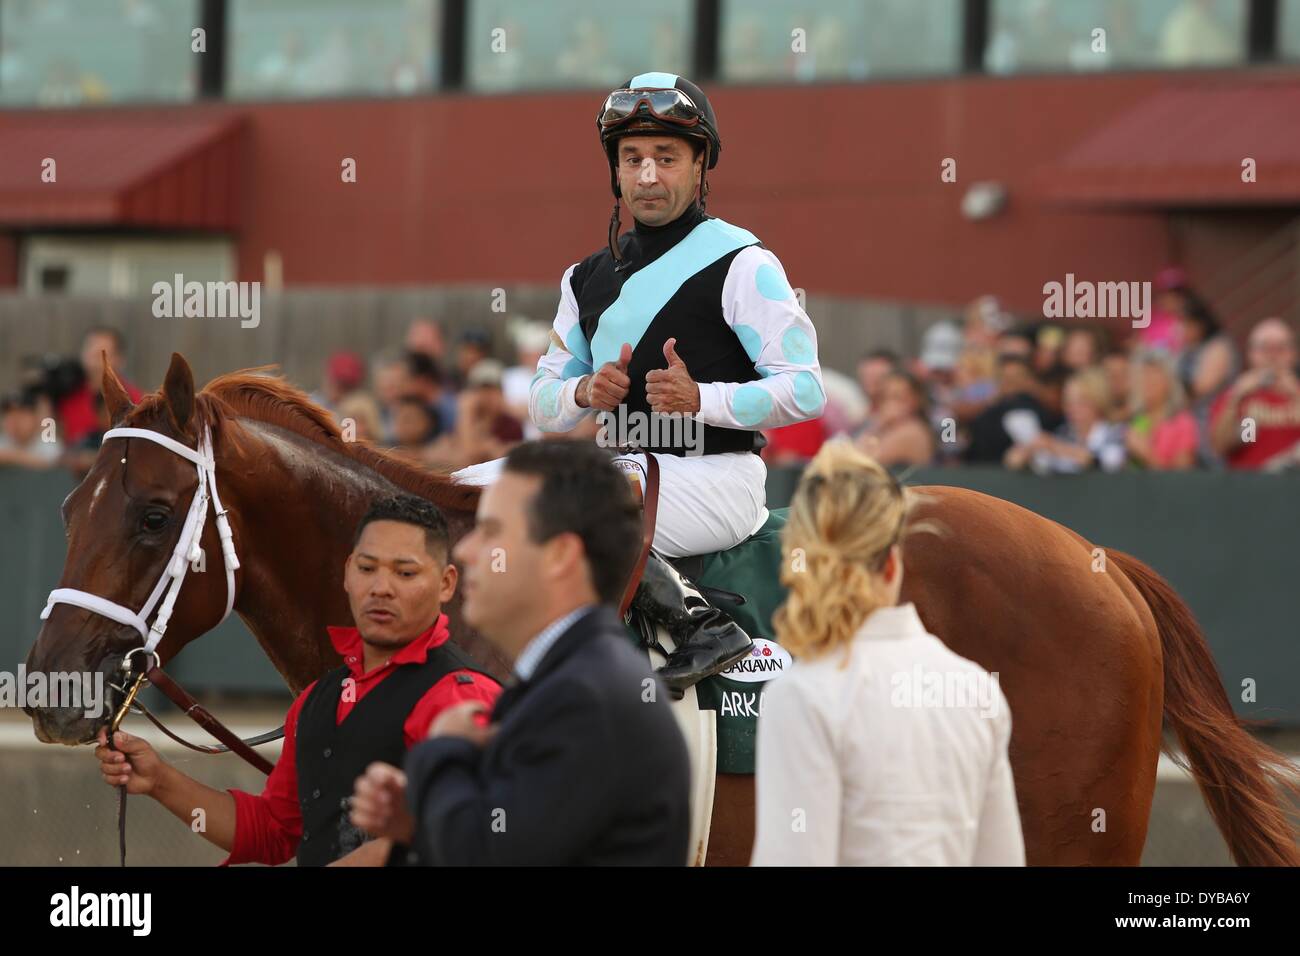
[401,605,691,865]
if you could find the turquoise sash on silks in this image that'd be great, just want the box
[589,218,759,367]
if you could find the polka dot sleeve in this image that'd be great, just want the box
[529,262,594,433]
[696,245,826,430]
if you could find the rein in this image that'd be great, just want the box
[618,451,662,617]
[42,424,281,865]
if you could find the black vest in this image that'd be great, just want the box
[572,202,765,456]
[295,640,490,867]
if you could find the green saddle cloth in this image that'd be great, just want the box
[680,508,791,774]
[693,507,788,644]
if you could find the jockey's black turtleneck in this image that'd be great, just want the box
[631,199,705,235]
[622,201,707,268]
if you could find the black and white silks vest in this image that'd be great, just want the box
[529,202,825,457]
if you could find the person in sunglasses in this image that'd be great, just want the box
[456,73,825,695]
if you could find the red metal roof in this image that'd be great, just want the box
[1033,81,1300,206]
[0,113,244,228]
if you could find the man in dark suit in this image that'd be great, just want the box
[351,440,690,865]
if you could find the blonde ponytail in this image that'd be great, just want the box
[774,440,918,661]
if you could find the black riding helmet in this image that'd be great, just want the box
[596,73,722,267]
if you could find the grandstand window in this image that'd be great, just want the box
[1281,0,1300,58]
[719,0,962,83]
[20,235,234,296]
[465,0,693,92]
[985,0,1248,74]
[228,0,440,99]
[0,0,199,106]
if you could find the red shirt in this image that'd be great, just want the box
[1211,386,1300,469]
[764,417,828,462]
[222,615,500,866]
[57,380,144,446]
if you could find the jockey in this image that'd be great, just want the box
[459,73,825,694]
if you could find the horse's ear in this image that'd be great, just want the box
[162,353,195,432]
[101,352,134,425]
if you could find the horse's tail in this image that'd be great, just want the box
[1109,549,1300,865]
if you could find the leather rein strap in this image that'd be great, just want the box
[143,666,279,774]
[618,451,661,618]
[107,664,280,866]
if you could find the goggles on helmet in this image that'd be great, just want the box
[598,88,703,131]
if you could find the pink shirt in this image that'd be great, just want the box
[1148,411,1198,468]
[1138,310,1182,354]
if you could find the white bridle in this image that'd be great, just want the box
[40,425,240,658]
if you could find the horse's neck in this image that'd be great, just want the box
[225,419,399,693]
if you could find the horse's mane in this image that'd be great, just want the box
[134,367,482,514]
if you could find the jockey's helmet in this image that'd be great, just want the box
[596,73,722,266]
[597,73,721,200]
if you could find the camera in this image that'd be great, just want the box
[17,354,85,406]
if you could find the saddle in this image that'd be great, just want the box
[617,452,787,642]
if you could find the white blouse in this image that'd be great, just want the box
[751,603,1025,866]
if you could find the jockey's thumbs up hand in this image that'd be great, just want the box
[646,337,700,416]
[663,337,686,368]
[579,342,632,411]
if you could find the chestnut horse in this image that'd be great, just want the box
[26,355,1300,865]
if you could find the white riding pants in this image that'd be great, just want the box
[452,450,769,559]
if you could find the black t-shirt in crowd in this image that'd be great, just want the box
[963,392,1058,464]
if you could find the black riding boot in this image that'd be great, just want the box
[632,551,754,698]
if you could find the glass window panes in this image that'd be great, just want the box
[21,235,234,296]
[1280,0,1300,59]
[228,0,440,99]
[985,0,1247,74]
[466,0,692,92]
[0,0,199,106]
[720,0,961,83]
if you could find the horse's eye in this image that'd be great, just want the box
[141,510,169,533]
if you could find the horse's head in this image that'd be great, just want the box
[26,353,239,744]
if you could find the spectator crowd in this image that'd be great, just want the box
[5,268,1300,478]
[769,270,1300,475]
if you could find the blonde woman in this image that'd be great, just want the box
[751,441,1024,866]
[1126,351,1198,470]
[1004,368,1126,473]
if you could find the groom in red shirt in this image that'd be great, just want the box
[95,494,500,866]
